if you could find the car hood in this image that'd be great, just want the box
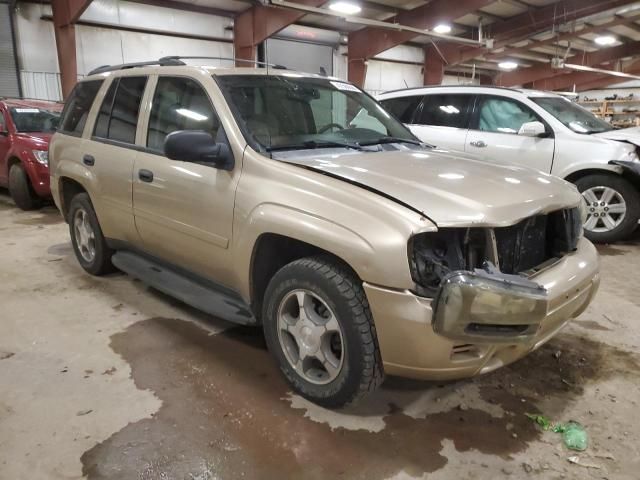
[276,147,581,227]
[14,132,53,148]
[592,127,640,147]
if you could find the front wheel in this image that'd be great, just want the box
[263,256,384,408]
[8,163,41,210]
[575,173,640,243]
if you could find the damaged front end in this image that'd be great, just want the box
[409,207,583,343]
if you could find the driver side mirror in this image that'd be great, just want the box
[518,121,548,138]
[164,130,234,171]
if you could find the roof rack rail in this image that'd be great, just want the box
[159,56,287,70]
[87,56,288,76]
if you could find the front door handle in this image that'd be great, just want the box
[138,169,154,183]
[470,140,487,148]
[82,154,95,166]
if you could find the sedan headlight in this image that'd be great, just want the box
[32,150,48,166]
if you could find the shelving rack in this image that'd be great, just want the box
[578,99,640,128]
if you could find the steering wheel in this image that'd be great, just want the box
[318,122,345,133]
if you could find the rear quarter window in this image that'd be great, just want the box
[58,80,104,136]
[417,94,473,129]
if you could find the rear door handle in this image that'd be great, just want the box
[470,140,487,148]
[82,154,95,166]
[138,169,154,183]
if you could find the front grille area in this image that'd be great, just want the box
[494,208,582,274]
[409,207,582,295]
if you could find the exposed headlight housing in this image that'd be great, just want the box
[32,150,48,166]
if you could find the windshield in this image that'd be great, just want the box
[216,75,420,151]
[9,107,61,133]
[531,97,613,134]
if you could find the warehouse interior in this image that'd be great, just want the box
[2,1,640,479]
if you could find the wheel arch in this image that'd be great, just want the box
[565,167,640,190]
[248,233,361,323]
[58,176,90,221]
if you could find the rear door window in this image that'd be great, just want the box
[92,76,147,144]
[146,76,220,152]
[416,94,473,129]
[59,80,103,136]
[379,96,422,123]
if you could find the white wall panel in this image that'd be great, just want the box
[364,60,422,95]
[14,3,58,73]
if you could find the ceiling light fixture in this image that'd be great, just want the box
[498,61,518,70]
[594,35,616,46]
[328,1,361,15]
[433,24,452,34]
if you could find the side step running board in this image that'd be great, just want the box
[111,251,256,325]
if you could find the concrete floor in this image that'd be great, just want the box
[1,190,639,480]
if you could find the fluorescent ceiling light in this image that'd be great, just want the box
[563,63,640,81]
[328,1,361,15]
[498,61,518,70]
[175,108,208,121]
[433,24,452,34]
[594,35,616,46]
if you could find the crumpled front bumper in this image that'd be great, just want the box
[364,237,600,381]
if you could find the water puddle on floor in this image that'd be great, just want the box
[81,317,640,480]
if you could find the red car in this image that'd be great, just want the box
[0,98,63,210]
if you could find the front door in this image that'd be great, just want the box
[0,107,12,185]
[466,95,555,173]
[133,75,240,283]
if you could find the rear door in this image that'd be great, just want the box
[406,93,473,152]
[466,95,555,173]
[84,75,148,245]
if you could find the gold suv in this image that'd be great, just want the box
[50,58,600,407]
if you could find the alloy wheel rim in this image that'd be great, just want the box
[277,289,344,385]
[73,208,96,262]
[582,186,626,233]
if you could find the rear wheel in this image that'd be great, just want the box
[263,256,384,408]
[8,163,41,210]
[575,174,640,243]
[68,193,115,275]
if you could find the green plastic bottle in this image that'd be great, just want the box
[556,421,588,451]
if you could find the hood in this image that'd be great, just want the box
[14,132,53,149]
[592,127,640,147]
[276,147,582,227]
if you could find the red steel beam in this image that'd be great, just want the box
[496,40,640,86]
[51,0,92,99]
[484,13,640,63]
[528,59,640,91]
[440,0,639,67]
[347,0,493,86]
[234,0,325,65]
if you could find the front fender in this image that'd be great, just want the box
[609,160,640,184]
[232,202,414,301]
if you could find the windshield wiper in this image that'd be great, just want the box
[358,136,429,147]
[267,139,367,152]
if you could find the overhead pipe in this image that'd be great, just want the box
[269,0,485,47]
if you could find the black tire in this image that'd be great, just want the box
[8,163,41,211]
[263,256,384,408]
[575,173,640,243]
[68,192,115,275]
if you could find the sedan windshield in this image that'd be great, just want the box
[531,96,613,134]
[216,75,420,151]
[9,107,61,133]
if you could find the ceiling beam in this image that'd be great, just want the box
[234,0,325,64]
[347,0,494,86]
[438,0,640,66]
[529,58,640,90]
[129,0,239,18]
[496,40,640,86]
[483,12,640,62]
